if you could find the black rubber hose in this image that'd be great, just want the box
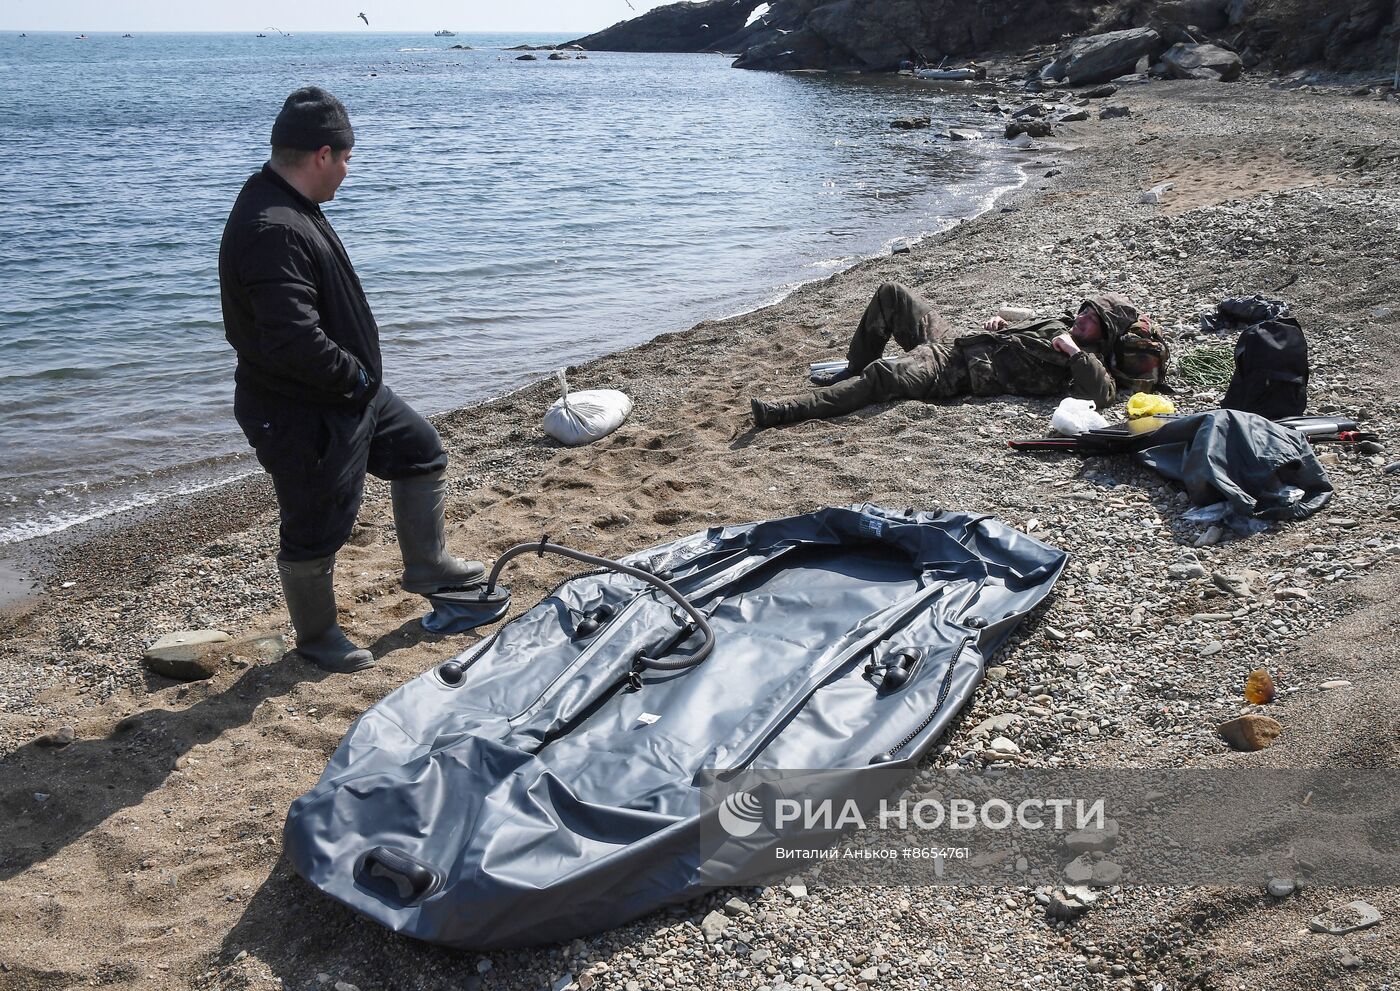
[484,541,714,671]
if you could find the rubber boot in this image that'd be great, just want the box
[750,398,801,431]
[277,555,375,673]
[390,470,487,594]
[810,367,856,387]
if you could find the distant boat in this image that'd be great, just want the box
[257,33,267,37]
[75,34,88,41]
[122,33,133,38]
[434,29,456,37]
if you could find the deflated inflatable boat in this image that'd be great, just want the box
[284,505,1067,948]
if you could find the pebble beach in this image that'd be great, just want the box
[2,74,1399,990]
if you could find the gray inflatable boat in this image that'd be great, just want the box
[283,505,1066,948]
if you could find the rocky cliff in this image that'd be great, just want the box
[570,0,773,55]
[570,0,1400,74]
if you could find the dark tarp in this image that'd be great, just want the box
[283,505,1066,949]
[1135,409,1333,521]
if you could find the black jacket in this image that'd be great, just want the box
[219,165,382,408]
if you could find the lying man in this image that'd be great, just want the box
[750,282,1167,430]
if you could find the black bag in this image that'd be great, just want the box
[1221,317,1308,419]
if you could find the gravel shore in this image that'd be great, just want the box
[2,75,1399,991]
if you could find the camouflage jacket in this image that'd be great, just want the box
[949,293,1141,410]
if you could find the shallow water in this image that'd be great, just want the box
[0,31,1019,544]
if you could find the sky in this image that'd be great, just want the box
[0,0,678,34]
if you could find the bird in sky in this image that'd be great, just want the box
[357,12,369,26]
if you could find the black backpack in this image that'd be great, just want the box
[1221,317,1308,420]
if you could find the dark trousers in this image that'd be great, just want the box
[234,385,447,561]
[793,284,968,421]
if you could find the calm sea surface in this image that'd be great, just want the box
[0,31,1020,544]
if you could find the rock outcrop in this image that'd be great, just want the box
[570,0,773,55]
[570,0,1399,75]
[1046,28,1165,85]
[1160,41,1244,80]
[731,0,1099,72]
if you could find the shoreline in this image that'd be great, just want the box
[0,137,1031,608]
[3,76,1399,989]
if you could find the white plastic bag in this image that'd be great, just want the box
[1050,397,1108,436]
[541,370,632,446]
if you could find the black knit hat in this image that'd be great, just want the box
[270,87,355,151]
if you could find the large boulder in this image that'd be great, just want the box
[1058,28,1165,85]
[1161,41,1244,80]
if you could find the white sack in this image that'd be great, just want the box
[1050,397,1108,436]
[542,369,633,446]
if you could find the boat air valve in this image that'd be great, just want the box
[868,646,924,693]
[438,660,466,685]
[573,604,616,639]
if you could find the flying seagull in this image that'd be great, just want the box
[358,12,369,26]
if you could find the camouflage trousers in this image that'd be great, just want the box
[788,283,970,422]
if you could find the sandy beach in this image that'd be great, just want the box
[2,75,1399,990]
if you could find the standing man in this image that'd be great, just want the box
[220,87,485,673]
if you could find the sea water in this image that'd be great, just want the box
[0,31,1020,544]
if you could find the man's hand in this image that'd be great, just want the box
[1052,332,1082,357]
[983,315,1008,332]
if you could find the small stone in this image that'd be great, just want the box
[477,959,493,974]
[787,883,808,899]
[1320,679,1352,690]
[751,949,772,965]
[988,736,1021,756]
[700,910,729,943]
[1194,525,1224,548]
[1059,110,1090,122]
[947,128,983,141]
[1191,612,1234,623]
[1275,588,1311,600]
[1065,819,1119,854]
[550,975,574,991]
[1063,883,1099,904]
[1047,890,1089,920]
[1211,571,1252,597]
[1308,900,1382,935]
[34,792,50,802]
[1218,714,1283,751]
[333,982,360,991]
[1198,641,1222,657]
[723,897,751,916]
[142,629,233,681]
[1340,952,1363,968]
[36,726,76,747]
[1381,462,1400,475]
[1099,105,1131,119]
[1356,441,1383,455]
[1266,877,1296,898]
[985,665,1008,682]
[1168,563,1206,580]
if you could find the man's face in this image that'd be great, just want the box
[312,147,352,203]
[1071,308,1103,348]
